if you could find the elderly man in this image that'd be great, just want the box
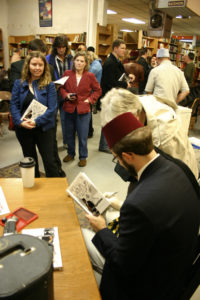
[100,88,198,179]
[145,48,189,109]
[83,112,200,300]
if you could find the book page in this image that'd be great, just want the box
[54,76,69,85]
[21,99,47,121]
[118,73,130,83]
[67,172,110,215]
[22,226,62,270]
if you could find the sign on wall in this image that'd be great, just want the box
[39,0,52,27]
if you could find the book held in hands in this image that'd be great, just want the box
[67,172,110,216]
[21,99,47,121]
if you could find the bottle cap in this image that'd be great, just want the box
[19,157,35,168]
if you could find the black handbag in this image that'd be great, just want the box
[0,234,54,299]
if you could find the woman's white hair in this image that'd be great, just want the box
[100,88,143,127]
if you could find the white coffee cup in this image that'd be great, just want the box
[19,157,35,188]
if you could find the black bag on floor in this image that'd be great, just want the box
[0,234,54,300]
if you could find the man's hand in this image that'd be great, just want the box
[86,214,106,232]
[128,74,135,83]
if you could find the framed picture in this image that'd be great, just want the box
[39,0,52,27]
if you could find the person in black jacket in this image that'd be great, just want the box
[137,47,149,94]
[84,112,200,300]
[99,39,133,152]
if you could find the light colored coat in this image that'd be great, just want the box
[139,95,198,178]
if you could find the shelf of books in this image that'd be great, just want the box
[176,42,194,69]
[8,35,35,63]
[96,24,117,63]
[122,32,138,51]
[67,32,86,55]
[138,30,158,56]
[41,33,87,55]
[0,29,4,68]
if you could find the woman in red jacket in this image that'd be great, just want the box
[60,52,102,167]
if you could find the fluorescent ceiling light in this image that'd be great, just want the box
[176,15,182,18]
[122,18,145,24]
[107,9,117,14]
[120,29,134,32]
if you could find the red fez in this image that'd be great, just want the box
[102,112,143,149]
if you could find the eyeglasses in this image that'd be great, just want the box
[112,155,118,164]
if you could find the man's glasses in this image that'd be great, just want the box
[112,155,118,164]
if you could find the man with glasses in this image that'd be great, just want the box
[82,112,200,300]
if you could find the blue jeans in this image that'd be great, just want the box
[59,105,67,145]
[99,128,109,150]
[64,110,91,159]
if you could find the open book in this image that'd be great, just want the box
[54,76,69,85]
[22,226,62,270]
[21,99,47,121]
[118,72,130,83]
[67,172,110,216]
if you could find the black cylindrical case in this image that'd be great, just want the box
[0,234,54,299]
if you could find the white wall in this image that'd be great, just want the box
[0,0,8,69]
[1,0,107,69]
[7,0,88,35]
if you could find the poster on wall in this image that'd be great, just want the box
[39,0,52,27]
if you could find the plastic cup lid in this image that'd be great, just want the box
[19,157,35,168]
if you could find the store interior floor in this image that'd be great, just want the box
[0,111,200,299]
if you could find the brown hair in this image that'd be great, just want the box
[72,51,89,72]
[112,126,153,157]
[112,39,126,50]
[21,51,51,89]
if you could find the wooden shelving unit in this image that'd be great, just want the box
[176,42,194,69]
[122,32,138,51]
[40,33,86,55]
[0,29,4,68]
[8,35,35,64]
[138,30,158,56]
[96,24,116,63]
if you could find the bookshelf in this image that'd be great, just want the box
[96,24,117,63]
[122,32,138,51]
[8,35,35,63]
[40,33,86,55]
[0,29,4,68]
[138,30,158,56]
[176,42,195,69]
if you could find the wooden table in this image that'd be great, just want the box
[0,178,101,300]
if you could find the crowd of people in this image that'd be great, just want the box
[7,35,200,300]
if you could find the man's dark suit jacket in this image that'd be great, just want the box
[10,59,56,90]
[101,53,128,97]
[93,155,200,300]
[137,56,149,93]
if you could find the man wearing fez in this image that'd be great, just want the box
[84,112,200,300]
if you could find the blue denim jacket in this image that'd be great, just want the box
[10,79,57,131]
